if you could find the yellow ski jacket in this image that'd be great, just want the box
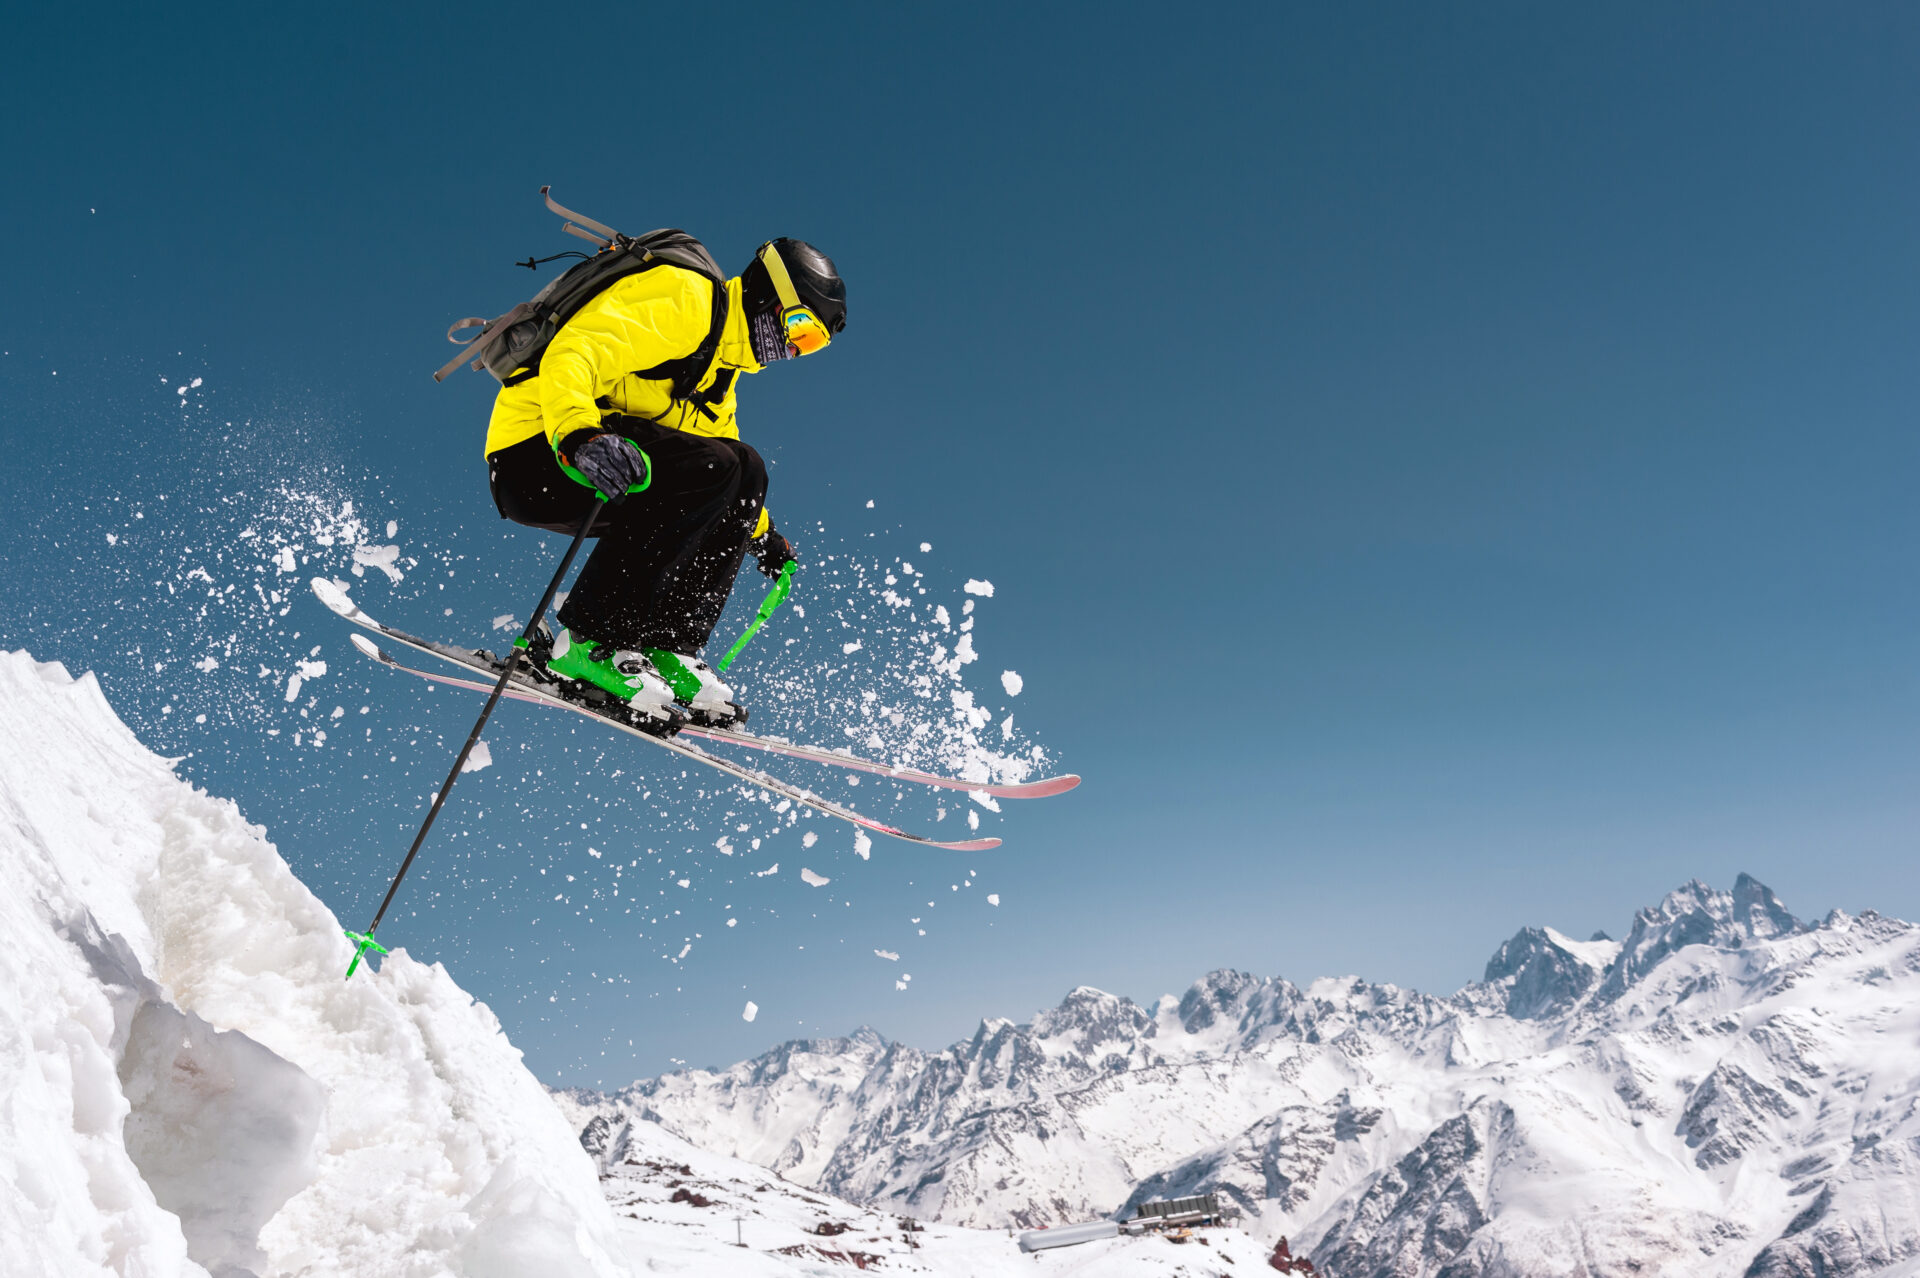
[484,266,772,535]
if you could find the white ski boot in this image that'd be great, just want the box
[643,649,745,726]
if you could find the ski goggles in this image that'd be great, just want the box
[757,242,833,357]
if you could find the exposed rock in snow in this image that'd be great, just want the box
[1478,925,1616,1020]
[1596,872,1802,1001]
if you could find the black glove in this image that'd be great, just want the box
[750,527,796,578]
[562,431,649,502]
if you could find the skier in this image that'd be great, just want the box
[481,237,845,725]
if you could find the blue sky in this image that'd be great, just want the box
[2,3,1917,1085]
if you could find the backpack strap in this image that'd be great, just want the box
[626,274,731,409]
[435,311,522,384]
[687,368,738,421]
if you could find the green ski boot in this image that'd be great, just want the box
[547,629,679,724]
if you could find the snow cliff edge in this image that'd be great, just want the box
[0,650,632,1278]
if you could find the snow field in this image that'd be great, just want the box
[559,1107,1271,1276]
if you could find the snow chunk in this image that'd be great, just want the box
[195,655,220,673]
[754,863,779,877]
[874,949,899,961]
[284,658,326,702]
[461,741,493,773]
[741,1001,758,1023]
[350,544,402,583]
[842,640,864,655]
[1001,670,1023,696]
[987,893,1001,906]
[963,579,994,597]
[800,868,831,887]
[854,831,872,861]
[491,614,517,632]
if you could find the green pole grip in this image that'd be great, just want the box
[718,562,795,673]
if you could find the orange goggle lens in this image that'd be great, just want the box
[782,306,833,357]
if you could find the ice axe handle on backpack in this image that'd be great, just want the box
[542,185,619,241]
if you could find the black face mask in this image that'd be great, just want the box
[749,308,791,365]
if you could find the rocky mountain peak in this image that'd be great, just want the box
[1176,968,1265,1034]
[1479,925,1609,1020]
[1030,987,1153,1060]
[1599,873,1804,1001]
[740,1029,891,1088]
[1730,872,1801,939]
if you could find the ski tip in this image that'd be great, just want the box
[935,837,1002,852]
[310,576,356,617]
[348,633,382,661]
[1003,774,1081,799]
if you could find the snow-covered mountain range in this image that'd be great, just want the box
[563,876,1920,1277]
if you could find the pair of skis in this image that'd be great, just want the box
[312,577,1076,855]
[319,501,1075,983]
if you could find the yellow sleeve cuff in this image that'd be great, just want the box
[751,507,771,540]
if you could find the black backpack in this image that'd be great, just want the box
[435,187,728,396]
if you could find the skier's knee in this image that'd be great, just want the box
[733,444,768,501]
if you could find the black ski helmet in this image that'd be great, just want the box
[742,238,847,334]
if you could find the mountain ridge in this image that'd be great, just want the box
[560,874,1920,1278]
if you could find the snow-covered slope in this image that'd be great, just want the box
[0,650,634,1277]
[565,877,1920,1278]
[553,1100,1273,1276]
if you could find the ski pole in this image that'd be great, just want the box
[345,498,605,979]
[717,561,795,674]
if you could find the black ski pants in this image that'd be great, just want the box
[487,414,768,654]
